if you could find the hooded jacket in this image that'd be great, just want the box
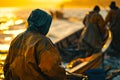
[3,9,66,80]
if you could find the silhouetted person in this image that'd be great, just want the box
[105,1,119,27]
[3,9,66,80]
[79,5,107,57]
[83,5,106,38]
[105,1,120,52]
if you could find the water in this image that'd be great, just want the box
[103,47,120,80]
[0,8,120,80]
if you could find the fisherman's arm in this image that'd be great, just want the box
[105,11,112,25]
[83,15,87,25]
[35,40,66,80]
[3,45,13,79]
[97,14,105,32]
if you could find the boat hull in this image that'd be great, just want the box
[55,27,112,74]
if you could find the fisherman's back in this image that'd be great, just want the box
[79,6,106,56]
[105,9,119,26]
[3,8,66,80]
[4,31,49,80]
[4,31,66,80]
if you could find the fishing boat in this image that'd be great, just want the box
[55,27,112,79]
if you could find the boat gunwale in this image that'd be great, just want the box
[56,27,112,73]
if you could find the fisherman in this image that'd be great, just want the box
[105,1,119,27]
[79,5,107,57]
[3,9,66,80]
[105,1,120,52]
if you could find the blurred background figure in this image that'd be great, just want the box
[105,1,120,53]
[78,5,106,57]
[105,1,119,27]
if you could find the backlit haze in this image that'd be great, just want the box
[0,0,120,8]
[0,1,120,80]
[0,0,120,51]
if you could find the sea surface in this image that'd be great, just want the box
[0,8,120,80]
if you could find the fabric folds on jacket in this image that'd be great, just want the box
[3,9,66,80]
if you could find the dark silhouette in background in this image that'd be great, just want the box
[105,1,119,26]
[78,5,107,57]
[105,1,120,55]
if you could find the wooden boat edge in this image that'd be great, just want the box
[66,28,112,73]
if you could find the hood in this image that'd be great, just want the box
[27,9,52,35]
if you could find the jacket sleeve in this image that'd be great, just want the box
[35,39,66,80]
[97,14,105,33]
[3,45,13,80]
[3,51,10,78]
[83,15,87,25]
[105,11,113,25]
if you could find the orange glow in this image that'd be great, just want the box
[0,0,71,8]
[0,0,120,8]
